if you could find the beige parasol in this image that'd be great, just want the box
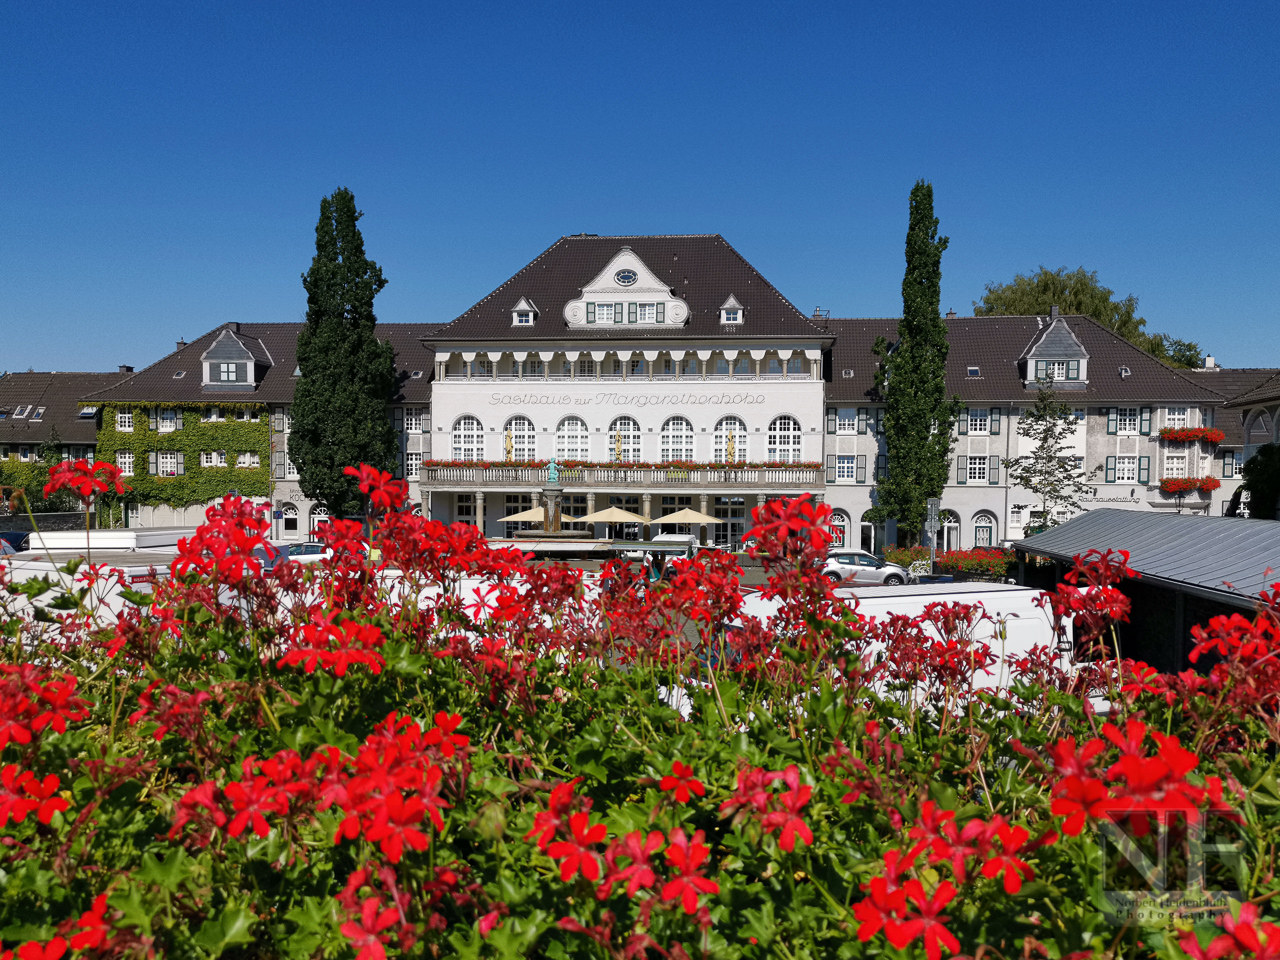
[656,508,723,525]
[578,506,648,525]
[501,506,548,523]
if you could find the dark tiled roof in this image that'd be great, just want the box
[83,323,436,406]
[429,235,824,342]
[1224,370,1280,409]
[825,314,1225,405]
[0,371,131,445]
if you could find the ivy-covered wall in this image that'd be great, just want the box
[94,403,272,508]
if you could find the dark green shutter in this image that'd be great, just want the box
[628,303,637,324]
[826,408,837,434]
[1137,457,1150,484]
[958,409,968,435]
[587,303,595,323]
[1035,360,1047,380]
[394,408,404,432]
[148,408,157,430]
[148,451,157,475]
[1139,407,1152,435]
[656,303,665,323]
[826,455,836,483]
[1105,456,1116,482]
[1222,451,1233,478]
[856,455,866,483]
[989,456,1000,484]
[1067,360,1080,380]
[957,456,967,484]
[614,302,623,324]
[990,408,1001,435]
[876,454,887,480]
[858,408,868,435]
[174,409,183,430]
[1107,408,1118,434]
[176,453,185,476]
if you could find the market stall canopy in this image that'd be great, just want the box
[579,506,648,524]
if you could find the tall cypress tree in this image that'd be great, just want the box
[871,181,958,547]
[290,188,398,517]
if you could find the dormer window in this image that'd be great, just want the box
[1034,360,1079,381]
[967,366,980,377]
[719,295,744,325]
[510,297,539,327]
[30,407,44,421]
[219,362,239,382]
[515,312,532,325]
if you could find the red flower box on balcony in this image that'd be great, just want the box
[1158,427,1225,444]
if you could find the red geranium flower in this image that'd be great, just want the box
[659,761,705,803]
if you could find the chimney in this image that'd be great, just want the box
[1203,355,1216,369]
[118,364,133,374]
[1049,305,1060,320]
[945,309,956,319]
[176,339,187,350]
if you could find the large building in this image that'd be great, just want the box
[62,234,1275,546]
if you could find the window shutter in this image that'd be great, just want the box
[957,456,967,484]
[1105,456,1116,483]
[614,302,623,324]
[856,455,866,483]
[394,408,404,432]
[990,408,1001,435]
[826,408,836,434]
[273,408,283,432]
[876,454,887,480]
[148,408,157,430]
[628,303,637,324]
[176,452,185,476]
[1138,456,1150,484]
[1067,360,1079,380]
[958,409,968,435]
[826,455,836,484]
[1139,407,1152,435]
[1035,360,1046,380]
[1222,451,1233,478]
[857,408,868,435]
[175,409,183,430]
[273,452,285,479]
[586,303,595,324]
[148,452,157,475]
[1107,408,1118,434]
[656,303,665,323]
[989,456,1000,484]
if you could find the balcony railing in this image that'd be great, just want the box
[418,464,821,488]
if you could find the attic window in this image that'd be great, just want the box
[78,407,98,418]
[30,407,45,421]
[173,371,186,379]
[515,311,533,326]
[293,366,301,376]
[723,309,741,324]
[410,370,424,379]
[1118,366,1131,379]
[13,405,31,418]
[967,366,980,377]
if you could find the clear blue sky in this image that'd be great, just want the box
[3,0,1277,372]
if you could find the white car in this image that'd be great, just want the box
[822,550,909,586]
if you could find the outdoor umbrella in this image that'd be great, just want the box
[656,508,722,525]
[578,506,649,524]
[501,506,547,523]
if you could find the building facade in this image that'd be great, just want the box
[70,234,1275,545]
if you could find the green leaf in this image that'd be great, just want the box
[137,848,195,893]
[192,904,256,956]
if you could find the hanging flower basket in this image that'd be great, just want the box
[1158,427,1225,444]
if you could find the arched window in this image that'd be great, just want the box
[830,510,851,549]
[973,512,997,548]
[281,503,299,536]
[310,504,330,539]
[940,509,960,552]
[661,417,694,462]
[556,416,589,460]
[608,416,641,462]
[767,416,802,463]
[452,416,483,461]
[504,416,535,460]
[714,416,747,462]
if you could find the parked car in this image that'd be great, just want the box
[0,531,29,552]
[0,540,16,557]
[823,550,910,586]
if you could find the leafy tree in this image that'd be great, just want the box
[1240,443,1280,521]
[290,188,398,517]
[1003,382,1096,528]
[973,266,1203,368]
[871,181,959,547]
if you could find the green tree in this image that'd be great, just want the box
[1240,443,1280,521]
[1003,382,1096,528]
[973,266,1203,368]
[871,181,959,547]
[290,188,398,517]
